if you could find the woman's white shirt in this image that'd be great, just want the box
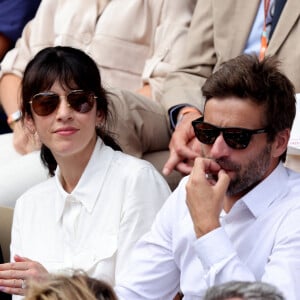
[11,138,170,299]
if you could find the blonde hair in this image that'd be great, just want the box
[25,271,117,300]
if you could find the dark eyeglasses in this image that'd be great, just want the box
[29,90,97,116]
[192,117,268,149]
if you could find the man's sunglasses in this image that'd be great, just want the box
[192,117,268,149]
[29,90,97,116]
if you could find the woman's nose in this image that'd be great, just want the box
[56,96,72,119]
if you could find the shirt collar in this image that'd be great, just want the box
[238,163,290,218]
[54,138,115,222]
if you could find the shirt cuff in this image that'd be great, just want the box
[168,103,196,130]
[193,227,235,270]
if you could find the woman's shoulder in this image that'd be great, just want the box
[111,150,156,172]
[16,176,56,205]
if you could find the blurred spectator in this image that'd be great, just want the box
[203,281,285,300]
[0,0,41,134]
[0,0,41,61]
[25,271,117,300]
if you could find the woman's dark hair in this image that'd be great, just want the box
[202,54,296,162]
[21,46,122,175]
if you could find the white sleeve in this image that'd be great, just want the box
[115,182,181,300]
[195,208,300,300]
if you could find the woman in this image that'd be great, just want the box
[0,46,170,299]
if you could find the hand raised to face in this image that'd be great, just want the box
[185,157,230,238]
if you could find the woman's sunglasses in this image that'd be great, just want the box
[29,90,97,116]
[192,117,268,149]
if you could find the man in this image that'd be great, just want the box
[203,281,285,300]
[115,55,300,300]
[161,0,300,176]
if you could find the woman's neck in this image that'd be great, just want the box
[56,137,97,193]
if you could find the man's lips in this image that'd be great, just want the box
[216,160,239,173]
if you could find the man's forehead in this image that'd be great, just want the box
[204,97,265,128]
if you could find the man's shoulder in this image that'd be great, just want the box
[286,168,300,192]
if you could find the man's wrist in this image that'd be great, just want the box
[168,104,200,130]
[177,106,200,125]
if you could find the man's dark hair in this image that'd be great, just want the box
[202,54,296,162]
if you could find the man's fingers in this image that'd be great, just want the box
[163,151,181,176]
[175,161,194,175]
[215,170,230,195]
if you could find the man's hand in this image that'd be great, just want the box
[13,121,41,154]
[163,111,201,176]
[186,157,230,238]
[0,255,48,295]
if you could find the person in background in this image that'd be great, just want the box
[0,0,41,134]
[114,55,300,300]
[203,281,285,300]
[0,0,40,61]
[25,271,117,300]
[0,46,170,299]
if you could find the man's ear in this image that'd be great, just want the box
[272,128,290,158]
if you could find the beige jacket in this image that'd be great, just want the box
[0,0,196,101]
[161,0,300,111]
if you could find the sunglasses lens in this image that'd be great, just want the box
[192,118,252,150]
[68,91,95,113]
[31,93,60,116]
[223,130,251,149]
[30,91,96,116]
[194,123,219,145]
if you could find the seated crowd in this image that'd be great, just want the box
[0,0,300,299]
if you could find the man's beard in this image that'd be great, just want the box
[204,144,272,197]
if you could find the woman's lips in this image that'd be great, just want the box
[54,127,78,136]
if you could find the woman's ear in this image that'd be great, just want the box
[96,110,104,126]
[272,128,290,158]
[24,115,36,134]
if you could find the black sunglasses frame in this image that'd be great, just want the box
[28,89,97,116]
[192,117,268,149]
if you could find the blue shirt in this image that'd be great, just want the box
[0,0,41,42]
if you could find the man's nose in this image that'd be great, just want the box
[209,133,231,158]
